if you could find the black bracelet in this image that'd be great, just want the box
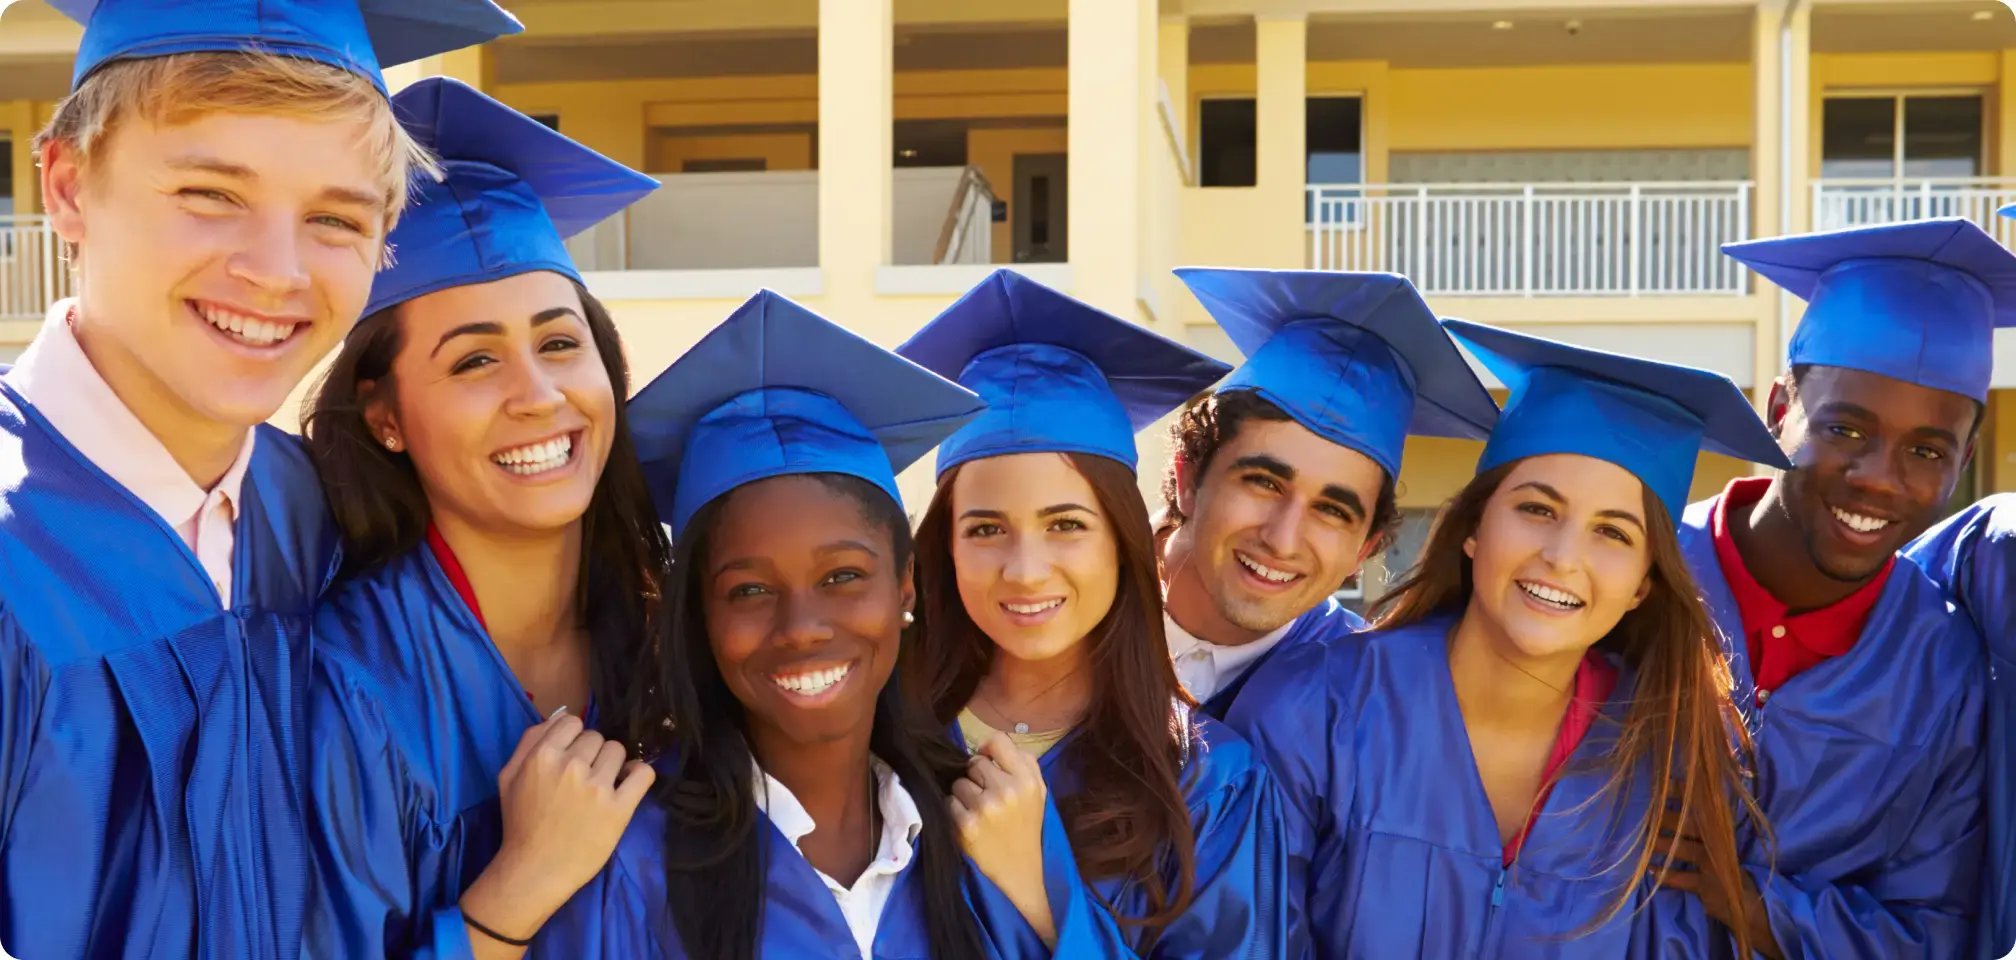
[463,910,535,948]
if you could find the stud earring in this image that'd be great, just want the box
[384,435,401,451]
[902,611,915,626]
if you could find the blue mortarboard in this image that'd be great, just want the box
[897,270,1231,475]
[53,0,522,93]
[1444,319,1791,520]
[627,291,984,535]
[1723,217,2016,404]
[364,78,658,317]
[1174,268,1499,478]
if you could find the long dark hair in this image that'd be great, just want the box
[911,452,1200,944]
[1373,462,1768,954]
[631,473,986,960]
[301,280,671,722]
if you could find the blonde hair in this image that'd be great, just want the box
[33,49,439,226]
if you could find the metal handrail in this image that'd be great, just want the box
[932,166,998,265]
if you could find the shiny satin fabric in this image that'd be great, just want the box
[1225,616,1689,959]
[305,544,548,959]
[1907,494,2016,959]
[530,765,1033,958]
[966,708,1293,959]
[1197,596,1365,722]
[1674,495,1985,957]
[0,387,339,959]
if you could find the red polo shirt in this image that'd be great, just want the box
[1709,477,1893,694]
[1504,653,1620,866]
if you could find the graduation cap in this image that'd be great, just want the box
[1722,217,2016,404]
[53,0,521,93]
[1444,319,1791,520]
[627,291,984,535]
[1173,268,1498,478]
[896,269,1231,476]
[364,78,658,317]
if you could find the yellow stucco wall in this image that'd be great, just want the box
[1993,389,2016,495]
[649,132,814,173]
[967,124,1068,261]
[1386,63,1754,152]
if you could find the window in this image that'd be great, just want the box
[1822,94,1983,180]
[0,141,11,216]
[1198,98,1256,187]
[1306,96,1361,185]
[1200,95,1362,191]
[528,114,560,133]
[682,158,766,173]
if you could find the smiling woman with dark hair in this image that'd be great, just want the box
[528,291,1028,959]
[896,270,1291,958]
[302,80,668,960]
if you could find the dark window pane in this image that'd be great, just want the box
[1821,97,1896,179]
[1029,175,1050,245]
[1199,97,1257,187]
[1307,96,1361,185]
[682,158,766,173]
[0,142,12,215]
[529,114,560,132]
[1903,96,1982,178]
[894,120,969,168]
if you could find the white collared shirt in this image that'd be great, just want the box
[4,300,254,606]
[752,756,923,956]
[1166,612,1295,705]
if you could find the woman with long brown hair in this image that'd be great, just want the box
[1224,321,1786,958]
[897,270,1291,957]
[303,80,665,959]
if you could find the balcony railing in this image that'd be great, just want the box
[1,217,70,321]
[1306,182,1753,296]
[1814,178,2016,244]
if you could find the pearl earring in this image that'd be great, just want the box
[902,611,915,626]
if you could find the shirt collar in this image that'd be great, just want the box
[1710,475,1894,657]
[752,755,922,880]
[1165,609,1296,676]
[4,299,255,527]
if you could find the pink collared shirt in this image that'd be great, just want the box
[3,299,254,607]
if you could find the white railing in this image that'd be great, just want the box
[1814,178,2016,245]
[932,166,997,265]
[0,217,69,321]
[1306,182,1753,296]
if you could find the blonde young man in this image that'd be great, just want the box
[0,2,516,957]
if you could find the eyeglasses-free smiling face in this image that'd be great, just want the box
[1166,416,1385,639]
[949,452,1120,665]
[1463,454,1655,663]
[46,111,389,433]
[371,271,616,540]
[704,475,913,750]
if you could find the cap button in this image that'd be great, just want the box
[1770,624,1787,639]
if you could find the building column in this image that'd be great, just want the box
[1158,15,1190,167]
[1255,14,1307,268]
[382,43,492,94]
[1749,0,1811,407]
[1997,49,2016,177]
[817,0,893,304]
[8,100,39,215]
[1068,0,1151,319]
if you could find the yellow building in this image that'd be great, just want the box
[3,0,2014,595]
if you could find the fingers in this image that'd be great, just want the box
[1659,868,1702,892]
[951,775,987,811]
[588,738,628,783]
[976,734,1032,777]
[501,708,573,782]
[948,794,977,839]
[965,752,1013,793]
[613,760,657,813]
[535,711,588,755]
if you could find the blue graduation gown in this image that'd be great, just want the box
[1907,494,2016,958]
[306,545,546,959]
[0,387,338,959]
[1197,597,1365,721]
[1675,495,1985,958]
[532,774,1027,959]
[972,708,1293,959]
[1224,615,1685,959]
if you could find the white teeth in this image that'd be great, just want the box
[1832,507,1890,534]
[1004,599,1063,615]
[197,303,297,347]
[773,663,851,696]
[1517,580,1585,610]
[493,435,574,476]
[1236,552,1299,584]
